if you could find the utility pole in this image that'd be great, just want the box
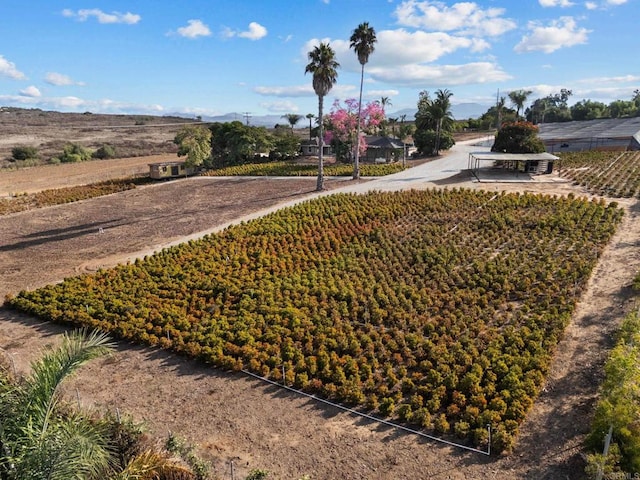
[242,112,251,126]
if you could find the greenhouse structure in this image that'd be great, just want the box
[538,117,640,153]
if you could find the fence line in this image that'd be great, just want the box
[240,369,491,456]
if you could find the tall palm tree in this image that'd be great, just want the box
[281,113,302,132]
[431,88,453,155]
[305,42,339,191]
[350,22,377,180]
[508,89,533,120]
[305,113,315,140]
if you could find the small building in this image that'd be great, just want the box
[300,137,333,156]
[148,161,195,180]
[363,136,409,163]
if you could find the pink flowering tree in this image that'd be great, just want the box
[326,99,385,163]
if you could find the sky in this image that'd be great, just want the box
[0,0,638,119]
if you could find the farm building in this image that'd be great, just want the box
[148,161,195,180]
[363,136,413,163]
[539,117,640,153]
[300,137,333,156]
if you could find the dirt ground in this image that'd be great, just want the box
[1,157,639,479]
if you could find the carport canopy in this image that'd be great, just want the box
[468,151,559,175]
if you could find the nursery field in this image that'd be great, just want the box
[7,188,623,453]
[559,150,640,198]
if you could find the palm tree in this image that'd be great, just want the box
[350,22,377,180]
[432,88,453,155]
[380,96,392,114]
[281,113,302,132]
[0,329,115,480]
[305,113,315,139]
[305,42,339,191]
[0,329,196,480]
[508,89,533,120]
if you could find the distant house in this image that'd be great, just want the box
[148,161,195,180]
[300,137,333,156]
[363,136,413,163]
[539,117,640,152]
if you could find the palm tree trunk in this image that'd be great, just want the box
[353,63,365,180]
[317,95,324,191]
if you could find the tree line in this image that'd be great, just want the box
[468,88,640,131]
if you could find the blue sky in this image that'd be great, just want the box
[0,0,638,118]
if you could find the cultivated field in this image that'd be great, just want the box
[1,111,639,479]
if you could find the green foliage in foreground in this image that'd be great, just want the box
[586,306,640,476]
[200,160,404,177]
[7,189,623,453]
[0,329,210,479]
[0,177,151,216]
[559,151,640,198]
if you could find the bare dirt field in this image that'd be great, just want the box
[1,144,639,477]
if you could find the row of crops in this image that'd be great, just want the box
[0,178,150,216]
[558,151,640,198]
[6,188,623,452]
[200,161,404,177]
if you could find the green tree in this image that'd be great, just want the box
[209,122,274,167]
[570,99,609,121]
[271,129,301,160]
[414,89,455,156]
[305,42,339,191]
[305,113,315,140]
[508,89,533,120]
[0,329,114,480]
[281,113,302,132]
[350,22,377,180]
[432,89,454,155]
[174,125,212,169]
[491,121,545,153]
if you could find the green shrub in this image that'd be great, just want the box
[57,143,92,163]
[11,145,39,161]
[93,144,117,159]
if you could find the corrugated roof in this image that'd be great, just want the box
[538,117,640,141]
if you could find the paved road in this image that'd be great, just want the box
[339,137,494,194]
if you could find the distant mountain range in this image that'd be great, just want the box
[199,102,490,128]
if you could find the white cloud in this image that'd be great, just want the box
[224,22,268,41]
[45,72,85,86]
[584,0,626,9]
[20,86,41,97]
[394,0,517,37]
[259,100,299,113]
[303,29,490,75]
[366,89,400,98]
[254,85,314,97]
[576,74,640,84]
[514,17,590,53]
[254,84,356,99]
[62,9,140,24]
[0,55,26,80]
[368,62,512,87]
[539,0,574,7]
[176,19,211,38]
